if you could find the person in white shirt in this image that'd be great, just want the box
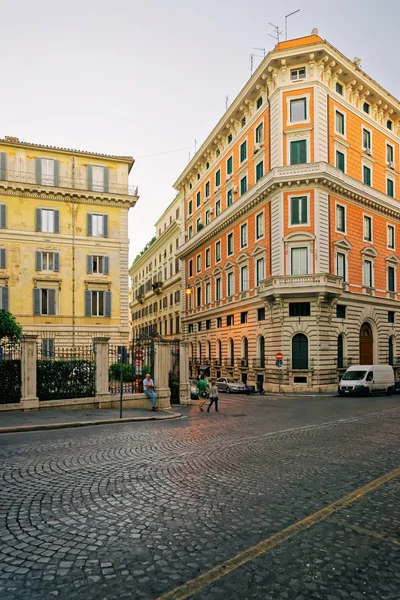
[143,373,157,411]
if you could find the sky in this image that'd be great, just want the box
[2,0,400,262]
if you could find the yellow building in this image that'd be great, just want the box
[130,194,182,340]
[0,136,137,349]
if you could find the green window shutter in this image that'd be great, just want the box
[35,158,42,184]
[216,170,221,187]
[54,252,60,272]
[54,210,60,233]
[0,152,6,180]
[299,141,307,163]
[291,197,299,224]
[227,157,232,174]
[36,251,43,271]
[85,291,92,316]
[363,166,371,185]
[87,255,93,274]
[301,197,307,223]
[388,267,395,291]
[1,287,9,311]
[0,248,5,269]
[87,213,93,236]
[103,167,109,192]
[290,142,297,165]
[0,204,5,228]
[240,176,247,195]
[87,165,93,190]
[36,208,42,232]
[256,161,264,181]
[336,152,345,172]
[387,179,394,197]
[240,142,247,162]
[104,256,109,275]
[105,291,111,317]
[48,289,56,315]
[54,160,60,186]
[103,215,108,237]
[33,288,41,315]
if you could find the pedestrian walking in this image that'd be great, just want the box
[143,373,157,411]
[197,375,209,411]
[207,380,219,412]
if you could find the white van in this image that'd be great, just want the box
[338,365,394,397]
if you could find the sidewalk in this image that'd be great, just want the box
[0,407,182,434]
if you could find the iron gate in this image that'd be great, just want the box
[0,343,21,404]
[109,338,154,395]
[169,340,180,404]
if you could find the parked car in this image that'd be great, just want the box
[216,378,250,394]
[190,380,199,399]
[338,364,394,396]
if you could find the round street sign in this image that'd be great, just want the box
[135,350,144,359]
[136,360,143,367]
[276,352,283,361]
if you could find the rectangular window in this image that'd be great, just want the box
[388,266,396,292]
[176,316,180,333]
[40,158,56,186]
[227,156,233,175]
[291,247,308,275]
[256,161,264,181]
[290,98,307,122]
[0,204,6,229]
[255,123,264,144]
[196,191,201,208]
[205,283,211,304]
[256,213,264,239]
[240,312,248,324]
[336,204,346,232]
[337,252,346,280]
[37,208,59,233]
[0,248,6,269]
[387,144,394,164]
[363,102,370,114]
[188,324,194,333]
[205,248,210,268]
[256,96,263,109]
[363,128,371,150]
[206,319,211,330]
[290,67,306,81]
[336,150,345,172]
[188,226,193,239]
[364,260,373,287]
[227,271,234,296]
[227,133,232,144]
[240,176,247,195]
[240,223,248,248]
[217,317,222,328]
[364,215,372,241]
[388,311,395,323]
[335,110,345,135]
[188,200,193,215]
[205,181,210,197]
[387,178,394,197]
[363,165,371,186]
[196,254,201,273]
[215,199,221,216]
[196,218,201,232]
[290,196,308,225]
[215,169,221,187]
[216,277,221,300]
[289,302,311,317]
[41,338,55,358]
[227,233,234,256]
[88,213,108,237]
[205,210,210,225]
[336,305,346,319]
[388,225,395,249]
[240,266,248,291]
[226,315,233,326]
[387,120,393,131]
[257,307,265,321]
[336,82,343,95]
[290,140,307,165]
[216,241,221,262]
[0,286,8,310]
[240,141,247,163]
[227,189,233,207]
[189,259,193,277]
[256,257,265,286]
[196,286,201,307]
[33,288,57,316]
[90,165,107,192]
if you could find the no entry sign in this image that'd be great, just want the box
[275,352,283,361]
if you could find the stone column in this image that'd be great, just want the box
[179,341,191,405]
[94,337,111,407]
[21,335,39,411]
[154,342,171,410]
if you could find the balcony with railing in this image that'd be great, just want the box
[252,358,266,369]
[237,358,249,368]
[224,358,235,368]
[0,168,138,197]
[152,281,163,295]
[259,273,344,300]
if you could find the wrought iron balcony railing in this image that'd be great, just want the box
[237,358,249,368]
[252,358,266,369]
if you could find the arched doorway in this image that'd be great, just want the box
[337,334,344,369]
[359,322,373,364]
[292,333,308,369]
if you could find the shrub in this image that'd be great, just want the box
[109,363,134,382]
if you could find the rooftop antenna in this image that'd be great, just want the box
[225,96,229,110]
[253,47,266,57]
[268,22,283,44]
[250,47,266,75]
[194,139,197,153]
[285,9,300,41]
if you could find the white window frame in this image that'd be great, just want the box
[363,214,373,243]
[362,161,373,187]
[205,282,211,304]
[215,276,222,301]
[205,247,211,269]
[91,290,106,317]
[215,199,221,216]
[215,240,221,263]
[239,138,248,165]
[335,203,346,234]
[196,253,201,273]
[205,209,211,225]
[335,146,347,173]
[288,193,310,228]
[387,224,396,251]
[227,231,234,257]
[387,264,396,293]
[387,176,395,198]
[41,158,55,186]
[227,270,235,297]
[336,251,347,281]
[256,257,265,286]
[92,165,105,192]
[255,211,264,240]
[92,214,106,237]
[386,142,395,166]
[42,251,55,272]
[362,126,372,151]
[286,132,310,165]
[240,222,248,249]
[287,95,310,126]
[254,121,264,144]
[42,208,56,233]
[363,259,374,288]
[290,67,306,81]
[240,265,249,292]
[290,247,309,276]
[334,108,346,137]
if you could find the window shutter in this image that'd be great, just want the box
[0,204,5,228]
[48,289,56,315]
[290,142,297,165]
[54,210,60,233]
[301,197,307,224]
[299,141,307,164]
[87,164,93,190]
[1,287,9,311]
[41,339,47,356]
[291,198,299,224]
[35,158,42,184]
[104,256,109,275]
[53,160,60,186]
[36,251,42,271]
[49,339,55,357]
[87,213,93,236]
[105,291,111,317]
[103,167,109,192]
[103,215,108,237]
[0,248,5,269]
[33,288,41,315]
[0,152,6,180]
[87,255,93,274]
[85,290,92,316]
[36,208,42,232]
[54,252,60,272]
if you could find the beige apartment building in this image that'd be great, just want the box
[129,194,182,340]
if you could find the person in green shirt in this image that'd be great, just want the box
[197,376,209,411]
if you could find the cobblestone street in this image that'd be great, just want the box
[1,394,400,599]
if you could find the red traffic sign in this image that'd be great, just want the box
[135,349,144,359]
[136,360,143,367]
[276,352,283,361]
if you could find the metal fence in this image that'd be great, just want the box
[36,345,96,400]
[0,343,21,404]
[169,340,180,404]
[109,339,154,395]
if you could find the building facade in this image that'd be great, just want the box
[130,195,182,340]
[175,31,400,391]
[0,136,137,349]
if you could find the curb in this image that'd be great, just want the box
[0,411,183,434]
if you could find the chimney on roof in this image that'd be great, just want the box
[5,136,19,142]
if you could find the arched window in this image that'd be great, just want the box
[242,337,249,367]
[337,334,344,369]
[228,339,234,367]
[292,333,308,370]
[258,336,265,368]
[389,336,395,366]
[216,340,222,365]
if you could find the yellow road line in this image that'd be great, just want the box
[329,517,400,545]
[157,465,400,600]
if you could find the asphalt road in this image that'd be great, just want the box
[1,393,400,599]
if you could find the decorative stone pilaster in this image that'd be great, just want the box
[94,337,111,407]
[154,342,172,410]
[21,335,39,411]
[179,341,191,405]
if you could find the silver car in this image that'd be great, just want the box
[216,377,249,394]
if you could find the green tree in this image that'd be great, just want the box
[0,310,23,345]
